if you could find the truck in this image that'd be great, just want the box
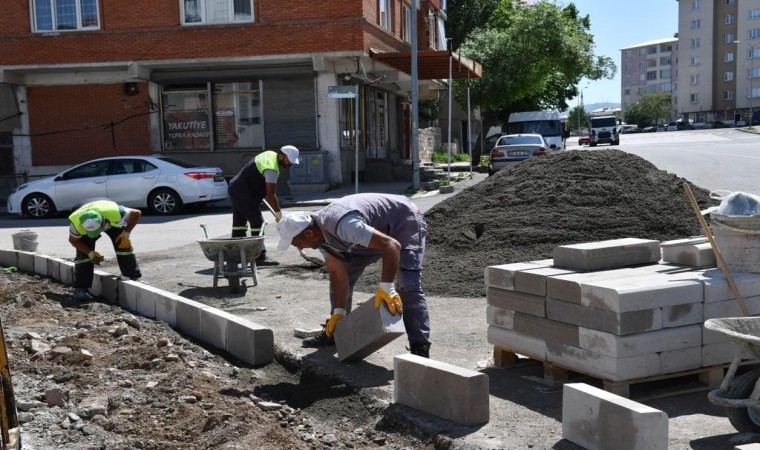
[506,110,566,151]
[589,115,619,146]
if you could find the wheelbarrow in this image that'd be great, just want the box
[705,317,760,432]
[197,235,265,293]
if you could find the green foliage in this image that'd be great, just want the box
[567,105,590,132]
[624,92,672,127]
[431,152,470,164]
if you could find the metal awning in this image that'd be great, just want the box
[371,50,482,80]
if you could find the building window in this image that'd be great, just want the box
[379,0,391,30]
[638,62,646,69]
[660,56,672,65]
[724,91,733,100]
[726,14,735,25]
[624,63,632,70]
[751,48,760,59]
[660,69,672,79]
[646,85,658,93]
[639,74,646,82]
[181,0,253,25]
[624,88,631,95]
[647,59,657,68]
[725,33,736,44]
[725,52,735,62]
[691,56,700,66]
[647,71,657,81]
[750,67,760,79]
[691,19,701,29]
[624,75,632,83]
[624,50,633,58]
[692,1,700,10]
[749,86,760,98]
[661,83,671,92]
[690,93,699,102]
[750,9,760,20]
[750,28,760,39]
[725,71,734,81]
[32,0,100,32]
[726,0,735,4]
[690,74,700,85]
[402,5,411,42]
[691,38,700,48]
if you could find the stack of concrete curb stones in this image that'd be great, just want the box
[485,237,760,397]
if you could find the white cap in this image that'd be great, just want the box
[276,213,312,251]
[280,145,300,165]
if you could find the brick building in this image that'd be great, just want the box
[0,0,480,197]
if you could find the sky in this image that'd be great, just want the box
[562,0,679,108]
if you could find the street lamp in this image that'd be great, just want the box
[734,40,757,127]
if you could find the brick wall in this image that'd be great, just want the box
[27,84,151,166]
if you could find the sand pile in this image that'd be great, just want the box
[420,149,717,297]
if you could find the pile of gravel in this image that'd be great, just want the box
[420,149,717,297]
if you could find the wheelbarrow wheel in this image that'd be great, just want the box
[726,367,760,433]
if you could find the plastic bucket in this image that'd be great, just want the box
[711,213,760,273]
[11,230,38,252]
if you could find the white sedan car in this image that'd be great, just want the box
[7,155,229,218]
[488,133,550,175]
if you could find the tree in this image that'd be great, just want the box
[446,0,616,162]
[567,105,590,133]
[624,92,672,127]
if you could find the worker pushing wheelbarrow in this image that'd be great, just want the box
[705,317,760,433]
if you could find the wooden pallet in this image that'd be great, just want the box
[493,345,729,400]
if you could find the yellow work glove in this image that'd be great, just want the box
[375,282,403,315]
[115,231,131,250]
[325,308,346,337]
[88,251,104,265]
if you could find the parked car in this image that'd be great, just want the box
[676,121,695,131]
[641,126,657,133]
[578,133,590,145]
[667,122,678,131]
[7,155,229,219]
[488,134,549,176]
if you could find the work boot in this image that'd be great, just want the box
[72,288,93,301]
[301,328,335,347]
[255,254,280,267]
[409,343,430,358]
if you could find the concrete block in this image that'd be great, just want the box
[547,264,681,304]
[546,298,662,335]
[553,238,661,272]
[702,341,740,367]
[487,325,546,360]
[16,251,35,273]
[580,273,703,312]
[46,257,63,281]
[662,302,704,328]
[59,260,75,285]
[227,316,274,366]
[704,296,760,320]
[33,254,49,277]
[485,305,514,329]
[513,312,579,347]
[513,265,575,296]
[546,342,661,381]
[394,354,489,426]
[578,324,701,358]
[155,291,182,327]
[660,238,715,268]
[562,383,668,450]
[91,269,111,297]
[703,325,732,345]
[0,249,17,268]
[701,270,760,302]
[118,280,142,312]
[484,259,554,290]
[133,283,166,319]
[334,297,406,362]
[174,297,209,339]
[199,307,233,351]
[487,287,545,317]
[660,346,702,373]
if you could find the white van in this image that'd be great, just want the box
[507,110,565,151]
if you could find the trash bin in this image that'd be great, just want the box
[11,230,38,252]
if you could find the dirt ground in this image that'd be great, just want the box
[0,149,736,449]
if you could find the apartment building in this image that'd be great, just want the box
[677,0,760,124]
[0,0,481,194]
[620,37,679,117]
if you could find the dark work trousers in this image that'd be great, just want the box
[73,227,141,288]
[327,214,430,347]
[229,191,267,256]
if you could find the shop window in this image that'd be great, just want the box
[212,82,263,149]
[32,0,99,32]
[161,84,211,150]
